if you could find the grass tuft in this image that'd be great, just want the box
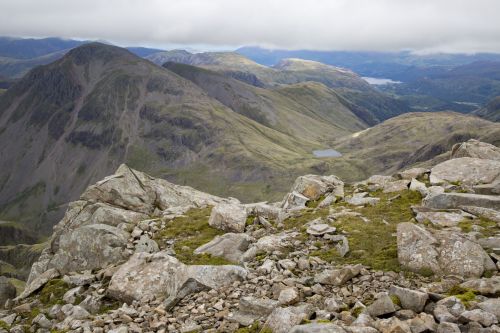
[154,207,233,265]
[310,190,421,272]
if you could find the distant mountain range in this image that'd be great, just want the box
[237,47,500,114]
[0,37,164,78]
[146,50,408,124]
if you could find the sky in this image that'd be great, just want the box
[0,0,500,53]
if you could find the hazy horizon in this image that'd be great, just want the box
[1,0,500,54]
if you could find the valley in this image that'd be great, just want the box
[0,34,499,333]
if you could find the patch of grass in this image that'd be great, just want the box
[246,215,256,226]
[351,306,364,317]
[0,321,10,330]
[37,279,70,307]
[283,207,330,230]
[310,190,422,272]
[484,270,494,278]
[8,278,26,295]
[153,207,232,265]
[416,267,435,277]
[390,295,402,307]
[447,285,477,308]
[459,217,498,237]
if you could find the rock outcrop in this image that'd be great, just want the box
[397,222,495,278]
[107,251,247,304]
[451,139,500,161]
[2,140,500,333]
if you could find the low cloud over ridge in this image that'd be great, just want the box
[1,0,499,53]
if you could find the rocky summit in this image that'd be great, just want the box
[0,139,500,333]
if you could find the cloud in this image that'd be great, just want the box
[0,0,499,53]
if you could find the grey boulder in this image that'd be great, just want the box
[430,157,500,186]
[389,285,428,313]
[107,250,247,303]
[263,304,314,333]
[397,222,495,278]
[194,233,252,263]
[208,203,248,233]
[460,276,500,296]
[314,264,362,286]
[451,139,500,161]
[423,192,500,210]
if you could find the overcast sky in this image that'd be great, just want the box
[0,0,499,53]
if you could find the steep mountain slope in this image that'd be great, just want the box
[0,43,343,235]
[147,51,409,124]
[329,112,500,179]
[474,96,500,122]
[164,61,368,141]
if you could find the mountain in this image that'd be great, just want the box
[0,50,69,78]
[0,37,162,78]
[163,61,368,141]
[0,43,359,235]
[474,96,500,122]
[237,46,500,81]
[0,37,87,59]
[147,51,409,124]
[330,112,500,179]
[382,61,500,111]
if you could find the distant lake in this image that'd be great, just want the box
[362,77,402,85]
[313,149,342,158]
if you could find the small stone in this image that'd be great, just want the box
[278,287,300,305]
[306,224,336,236]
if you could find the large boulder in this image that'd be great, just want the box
[25,164,229,287]
[423,192,500,210]
[290,175,344,200]
[397,223,495,278]
[263,304,314,333]
[194,233,252,263]
[460,206,500,223]
[107,251,247,303]
[82,164,225,213]
[389,285,428,313]
[314,264,362,286]
[49,224,129,274]
[460,276,500,296]
[366,292,397,317]
[208,203,248,233]
[451,139,500,161]
[282,175,344,210]
[0,276,16,308]
[430,157,500,185]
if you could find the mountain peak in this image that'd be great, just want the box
[64,42,136,65]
